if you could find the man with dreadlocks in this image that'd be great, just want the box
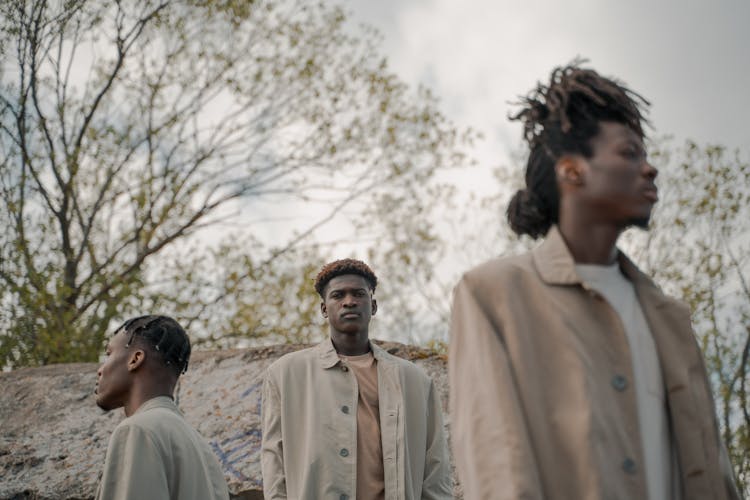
[449,62,740,500]
[94,315,229,500]
[261,258,452,500]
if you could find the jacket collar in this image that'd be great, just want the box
[315,336,391,369]
[533,226,670,308]
[532,226,581,286]
[133,395,179,416]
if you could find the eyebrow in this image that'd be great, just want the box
[329,286,368,294]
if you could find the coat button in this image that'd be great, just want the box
[611,374,628,391]
[341,405,349,414]
[622,457,637,474]
[340,448,349,457]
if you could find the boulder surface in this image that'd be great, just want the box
[0,342,452,499]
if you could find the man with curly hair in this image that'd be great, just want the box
[261,258,452,500]
[449,62,740,500]
[95,315,229,500]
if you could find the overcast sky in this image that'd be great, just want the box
[347,0,749,178]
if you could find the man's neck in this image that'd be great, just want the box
[123,382,175,417]
[330,331,370,356]
[558,216,621,265]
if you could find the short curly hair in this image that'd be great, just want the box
[314,259,378,297]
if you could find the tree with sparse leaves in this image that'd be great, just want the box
[620,139,750,495]
[0,0,473,367]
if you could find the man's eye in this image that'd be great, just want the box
[622,147,644,160]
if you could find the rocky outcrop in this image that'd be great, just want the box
[0,342,451,499]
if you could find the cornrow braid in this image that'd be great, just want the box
[507,60,650,238]
[116,315,191,376]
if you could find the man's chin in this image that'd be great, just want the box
[337,328,363,336]
[627,215,651,230]
[95,396,116,412]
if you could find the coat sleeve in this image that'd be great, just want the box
[261,369,287,499]
[421,378,453,500]
[449,276,543,500]
[96,422,169,500]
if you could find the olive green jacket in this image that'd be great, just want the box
[96,396,229,500]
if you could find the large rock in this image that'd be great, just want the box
[0,342,451,499]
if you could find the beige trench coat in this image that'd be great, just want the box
[261,338,452,500]
[96,396,229,500]
[449,227,740,500]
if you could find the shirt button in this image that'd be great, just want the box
[340,448,349,457]
[341,405,349,414]
[611,374,628,391]
[341,364,349,372]
[622,457,637,474]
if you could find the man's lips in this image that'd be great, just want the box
[643,187,658,202]
[341,312,361,319]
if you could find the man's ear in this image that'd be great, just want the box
[127,349,145,372]
[371,298,377,316]
[320,301,328,318]
[555,155,585,189]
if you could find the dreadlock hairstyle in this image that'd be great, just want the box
[314,258,378,298]
[507,60,650,239]
[115,315,191,376]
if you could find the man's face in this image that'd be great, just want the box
[321,274,377,336]
[95,329,133,412]
[577,121,658,228]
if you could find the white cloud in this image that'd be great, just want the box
[349,0,750,157]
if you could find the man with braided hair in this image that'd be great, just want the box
[95,315,229,500]
[261,258,452,500]
[449,62,740,500]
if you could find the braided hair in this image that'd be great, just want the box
[115,315,191,376]
[507,60,650,238]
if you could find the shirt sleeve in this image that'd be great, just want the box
[421,378,453,500]
[261,369,287,499]
[96,421,169,500]
[449,277,543,500]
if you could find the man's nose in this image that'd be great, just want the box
[643,160,658,180]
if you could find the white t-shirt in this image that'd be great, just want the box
[576,262,672,500]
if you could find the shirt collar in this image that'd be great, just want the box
[316,336,389,369]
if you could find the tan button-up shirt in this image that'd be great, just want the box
[449,226,740,500]
[261,339,452,500]
[96,396,229,500]
[339,352,386,500]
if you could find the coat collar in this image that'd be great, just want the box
[533,226,671,308]
[133,395,179,416]
[532,226,581,286]
[315,336,392,369]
